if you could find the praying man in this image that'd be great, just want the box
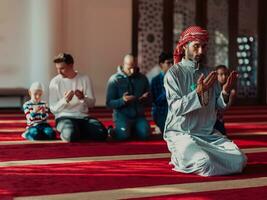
[163,26,247,176]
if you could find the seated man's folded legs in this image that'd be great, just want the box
[81,117,108,141]
[133,117,150,140]
[113,117,131,141]
[56,118,80,142]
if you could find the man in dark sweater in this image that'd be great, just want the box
[106,54,151,140]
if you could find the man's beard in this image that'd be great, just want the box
[194,54,204,63]
[186,49,204,63]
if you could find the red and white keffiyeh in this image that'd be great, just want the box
[173,26,209,64]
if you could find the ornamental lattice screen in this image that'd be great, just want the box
[135,0,260,103]
[173,0,196,49]
[236,0,258,98]
[137,0,164,74]
[207,0,229,68]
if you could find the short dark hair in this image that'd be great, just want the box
[215,65,228,71]
[159,52,173,64]
[53,53,74,64]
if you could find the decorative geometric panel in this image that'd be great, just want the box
[137,0,163,74]
[237,0,258,98]
[173,0,196,49]
[207,0,229,68]
[236,37,258,98]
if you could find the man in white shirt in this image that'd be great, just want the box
[49,53,107,142]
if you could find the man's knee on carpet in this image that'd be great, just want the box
[84,118,108,141]
[114,126,131,141]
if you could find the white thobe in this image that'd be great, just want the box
[163,59,247,176]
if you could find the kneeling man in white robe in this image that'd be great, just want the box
[164,26,247,176]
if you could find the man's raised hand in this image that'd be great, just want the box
[222,71,238,94]
[64,90,74,103]
[123,92,136,103]
[75,89,85,100]
[196,71,217,94]
[138,92,150,102]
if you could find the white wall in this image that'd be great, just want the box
[0,0,31,107]
[30,0,63,92]
[0,0,31,88]
[0,0,132,107]
[62,0,132,105]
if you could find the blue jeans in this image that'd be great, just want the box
[23,123,55,141]
[56,117,108,142]
[114,114,150,141]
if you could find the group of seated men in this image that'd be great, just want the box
[23,52,169,142]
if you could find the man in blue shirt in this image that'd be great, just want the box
[151,52,173,133]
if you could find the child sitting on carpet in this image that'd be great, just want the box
[214,65,236,135]
[22,82,55,141]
